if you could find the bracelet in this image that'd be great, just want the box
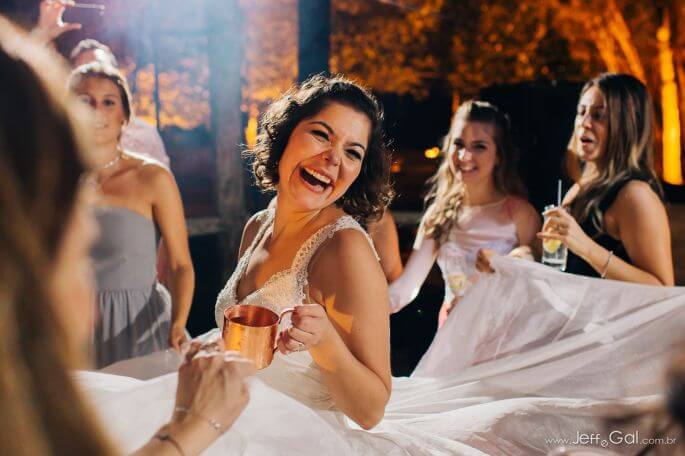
[154,431,186,456]
[600,250,613,278]
[174,406,222,433]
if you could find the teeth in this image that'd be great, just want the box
[303,166,331,184]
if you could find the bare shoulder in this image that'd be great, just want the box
[610,180,666,225]
[313,227,384,286]
[510,196,538,221]
[326,227,376,256]
[615,180,662,205]
[370,210,397,238]
[239,209,272,257]
[243,210,270,239]
[309,226,386,313]
[128,152,173,186]
[508,196,540,244]
[126,150,167,169]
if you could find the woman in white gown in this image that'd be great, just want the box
[87,76,685,455]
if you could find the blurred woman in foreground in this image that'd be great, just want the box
[0,21,252,455]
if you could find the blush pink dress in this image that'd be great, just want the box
[389,196,522,327]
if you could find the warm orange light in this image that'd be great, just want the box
[424,147,440,159]
[126,61,210,130]
[244,105,258,149]
[657,20,683,185]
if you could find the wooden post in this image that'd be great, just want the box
[207,0,247,274]
[297,0,330,82]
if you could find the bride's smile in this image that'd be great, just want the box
[277,102,369,213]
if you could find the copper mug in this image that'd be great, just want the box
[222,305,294,370]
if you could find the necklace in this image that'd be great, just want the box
[96,151,123,170]
[94,150,124,189]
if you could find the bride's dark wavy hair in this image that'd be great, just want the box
[0,21,116,455]
[247,74,394,226]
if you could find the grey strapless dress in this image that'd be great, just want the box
[91,206,171,368]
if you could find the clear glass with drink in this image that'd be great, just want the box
[440,244,471,298]
[446,272,468,296]
[541,204,568,271]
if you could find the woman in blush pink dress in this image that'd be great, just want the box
[389,100,540,327]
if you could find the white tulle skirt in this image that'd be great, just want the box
[79,258,685,455]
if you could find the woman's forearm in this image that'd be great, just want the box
[132,417,216,456]
[388,241,437,311]
[169,264,195,327]
[580,244,668,285]
[310,329,390,430]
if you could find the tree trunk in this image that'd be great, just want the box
[671,0,685,180]
[207,0,248,275]
[604,0,646,81]
[298,0,330,82]
[658,6,683,185]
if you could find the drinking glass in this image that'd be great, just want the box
[441,245,471,297]
[541,204,568,271]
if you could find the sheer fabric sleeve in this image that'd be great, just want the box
[388,227,438,313]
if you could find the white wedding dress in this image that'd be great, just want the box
[79,209,685,455]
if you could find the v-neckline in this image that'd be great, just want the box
[232,210,350,304]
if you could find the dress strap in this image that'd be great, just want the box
[247,209,276,256]
[214,209,274,327]
[290,215,379,304]
[503,196,520,221]
[233,209,275,281]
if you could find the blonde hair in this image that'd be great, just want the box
[567,73,662,233]
[0,19,117,455]
[421,100,524,247]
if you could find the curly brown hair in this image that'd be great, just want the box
[248,74,394,226]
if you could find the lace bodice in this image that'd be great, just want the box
[213,209,377,410]
[215,209,378,328]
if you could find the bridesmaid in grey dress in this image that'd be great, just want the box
[91,206,172,367]
[70,62,195,368]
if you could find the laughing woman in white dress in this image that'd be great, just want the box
[217,74,396,429]
[84,76,685,455]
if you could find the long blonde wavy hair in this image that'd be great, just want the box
[566,73,662,233]
[420,100,525,247]
[0,21,116,455]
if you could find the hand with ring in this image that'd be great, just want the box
[536,206,593,259]
[276,304,331,355]
[166,341,255,454]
